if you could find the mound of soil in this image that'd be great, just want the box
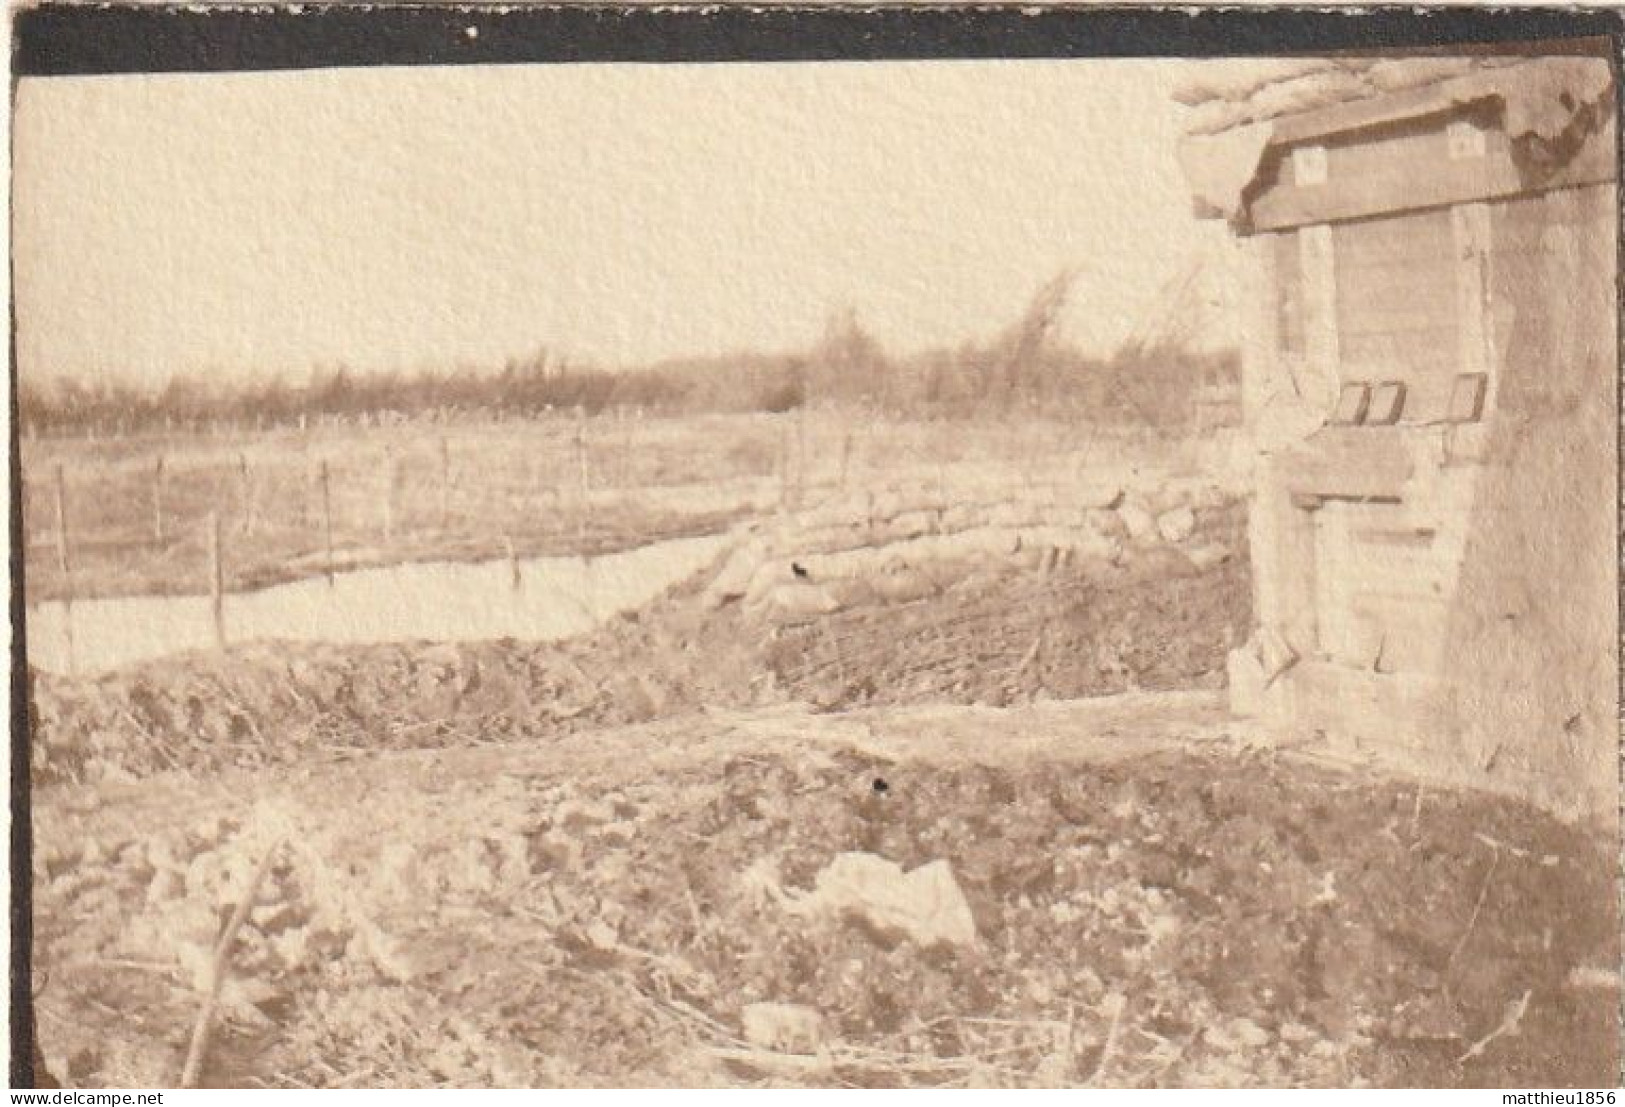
[30,504,1250,785]
[32,713,1619,1088]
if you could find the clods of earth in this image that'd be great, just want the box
[32,712,1621,1088]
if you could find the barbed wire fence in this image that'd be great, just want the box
[21,405,1234,674]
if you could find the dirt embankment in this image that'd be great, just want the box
[33,716,1621,1088]
[30,502,1250,785]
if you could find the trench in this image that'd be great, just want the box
[24,533,730,675]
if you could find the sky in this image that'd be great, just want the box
[14,58,1235,389]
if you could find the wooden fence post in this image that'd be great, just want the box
[237,453,255,534]
[152,455,167,545]
[795,406,808,508]
[319,460,334,586]
[777,418,791,514]
[208,512,225,649]
[623,408,635,487]
[574,408,590,504]
[382,449,397,542]
[505,535,520,591]
[53,464,76,675]
[438,437,451,529]
[574,409,591,550]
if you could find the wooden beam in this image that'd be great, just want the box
[1249,116,1615,232]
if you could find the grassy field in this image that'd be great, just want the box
[20,411,1230,603]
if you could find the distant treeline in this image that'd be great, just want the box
[20,314,1239,436]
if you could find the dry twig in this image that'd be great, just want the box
[1458,990,1532,1065]
[1086,993,1128,1088]
[178,839,282,1088]
[1447,849,1501,968]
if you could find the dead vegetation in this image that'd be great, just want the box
[29,499,1247,786]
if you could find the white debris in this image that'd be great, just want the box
[1566,966,1620,990]
[741,1002,827,1054]
[1117,500,1159,544]
[783,851,978,949]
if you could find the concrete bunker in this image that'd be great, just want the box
[1178,55,1619,817]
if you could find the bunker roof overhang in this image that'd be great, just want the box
[1177,56,1618,234]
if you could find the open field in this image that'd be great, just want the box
[20,412,1228,604]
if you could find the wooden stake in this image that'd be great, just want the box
[621,407,636,486]
[208,512,225,649]
[179,841,282,1089]
[505,535,520,591]
[575,409,590,504]
[53,465,70,581]
[237,453,255,534]
[438,437,451,529]
[319,460,334,586]
[575,409,590,550]
[53,464,75,675]
[794,407,807,508]
[381,449,398,542]
[778,420,791,515]
[152,456,167,545]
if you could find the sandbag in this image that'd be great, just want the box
[1364,57,1479,93]
[1171,58,1346,107]
[823,576,880,610]
[1117,499,1160,545]
[1185,543,1232,573]
[741,559,800,608]
[759,582,844,624]
[1157,506,1198,544]
[703,537,768,608]
[939,504,989,533]
[1248,69,1376,121]
[868,567,939,605]
[892,509,940,538]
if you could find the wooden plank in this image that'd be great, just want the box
[1288,660,1439,749]
[1277,430,1413,500]
[208,512,225,649]
[1299,224,1339,391]
[1250,114,1615,231]
[1454,202,1494,389]
[1268,81,1488,148]
[53,464,76,674]
[1332,209,1460,405]
[1269,231,1303,360]
[1240,235,1283,420]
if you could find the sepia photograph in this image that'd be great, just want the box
[9,5,1622,1091]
